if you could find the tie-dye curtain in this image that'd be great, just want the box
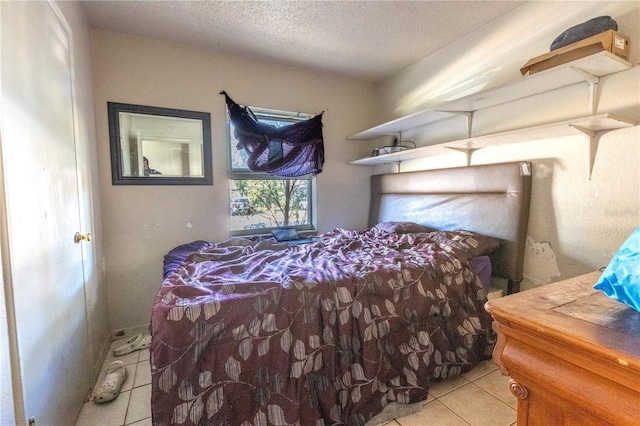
[222,91,324,177]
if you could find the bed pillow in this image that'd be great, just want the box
[163,240,211,279]
[373,221,433,234]
[428,230,502,257]
[594,226,640,312]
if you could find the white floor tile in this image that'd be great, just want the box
[473,370,517,409]
[123,363,138,393]
[461,360,498,382]
[139,348,150,361]
[75,391,131,426]
[133,360,151,388]
[125,384,152,425]
[428,374,470,398]
[438,383,516,426]
[397,400,469,426]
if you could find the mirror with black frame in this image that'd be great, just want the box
[108,102,213,185]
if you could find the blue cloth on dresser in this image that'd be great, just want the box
[594,226,640,312]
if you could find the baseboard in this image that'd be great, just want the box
[85,333,113,401]
[111,323,150,340]
[96,335,111,371]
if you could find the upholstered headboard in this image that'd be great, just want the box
[369,162,532,293]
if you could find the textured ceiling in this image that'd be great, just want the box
[81,1,526,82]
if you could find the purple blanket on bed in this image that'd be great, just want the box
[150,228,496,425]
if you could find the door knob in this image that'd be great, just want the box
[74,232,92,243]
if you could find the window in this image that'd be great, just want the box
[228,107,315,236]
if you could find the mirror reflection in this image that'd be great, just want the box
[108,102,212,185]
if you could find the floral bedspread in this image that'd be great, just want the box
[150,228,496,425]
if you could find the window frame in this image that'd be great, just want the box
[227,106,317,237]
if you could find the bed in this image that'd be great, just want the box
[150,161,532,426]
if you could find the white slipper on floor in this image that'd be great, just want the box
[112,333,151,356]
[94,360,127,404]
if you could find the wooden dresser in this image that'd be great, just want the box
[485,271,640,425]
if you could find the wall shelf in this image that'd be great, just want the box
[348,51,632,141]
[349,113,636,178]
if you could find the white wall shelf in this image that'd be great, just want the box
[348,51,632,141]
[349,113,636,178]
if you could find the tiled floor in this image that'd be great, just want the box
[75,338,152,426]
[389,361,517,426]
[75,338,516,426]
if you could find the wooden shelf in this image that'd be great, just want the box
[348,51,632,140]
[349,113,636,177]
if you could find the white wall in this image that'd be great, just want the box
[377,1,639,120]
[374,1,640,289]
[91,30,378,334]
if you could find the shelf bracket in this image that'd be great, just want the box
[445,147,479,166]
[571,124,605,180]
[570,67,600,115]
[437,110,475,138]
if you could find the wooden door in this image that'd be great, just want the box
[0,1,92,424]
